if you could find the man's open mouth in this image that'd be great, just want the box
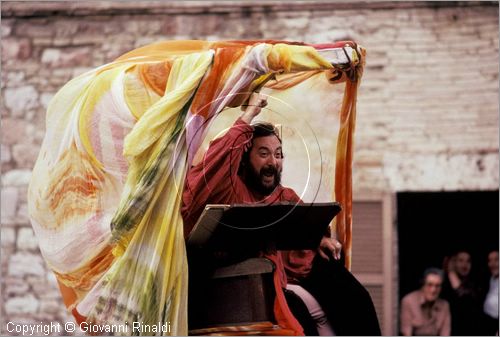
[261,168,277,184]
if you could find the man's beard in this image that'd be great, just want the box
[245,165,281,196]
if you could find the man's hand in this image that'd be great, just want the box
[318,237,342,261]
[241,92,268,124]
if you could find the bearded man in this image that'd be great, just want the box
[181,93,381,335]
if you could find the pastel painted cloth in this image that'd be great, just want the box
[28,40,365,334]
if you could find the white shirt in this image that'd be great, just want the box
[484,276,499,319]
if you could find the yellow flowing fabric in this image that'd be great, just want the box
[28,40,365,335]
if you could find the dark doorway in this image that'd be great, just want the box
[397,190,499,299]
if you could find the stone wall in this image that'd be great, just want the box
[1,1,498,335]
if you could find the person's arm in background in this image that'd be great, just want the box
[439,301,451,336]
[446,256,462,290]
[400,296,414,336]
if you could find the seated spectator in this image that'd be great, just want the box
[400,268,451,336]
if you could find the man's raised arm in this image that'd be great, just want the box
[180,93,267,236]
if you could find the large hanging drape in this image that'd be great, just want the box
[28,40,365,335]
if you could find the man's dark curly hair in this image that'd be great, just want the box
[251,122,282,143]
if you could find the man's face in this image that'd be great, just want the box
[422,273,443,302]
[454,252,472,278]
[488,251,499,278]
[247,135,283,195]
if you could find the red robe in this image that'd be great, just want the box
[181,117,319,334]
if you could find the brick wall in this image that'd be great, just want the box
[1,1,498,334]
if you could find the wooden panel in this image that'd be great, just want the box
[351,196,394,335]
[365,284,384,334]
[351,201,383,274]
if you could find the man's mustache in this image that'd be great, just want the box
[260,165,278,176]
